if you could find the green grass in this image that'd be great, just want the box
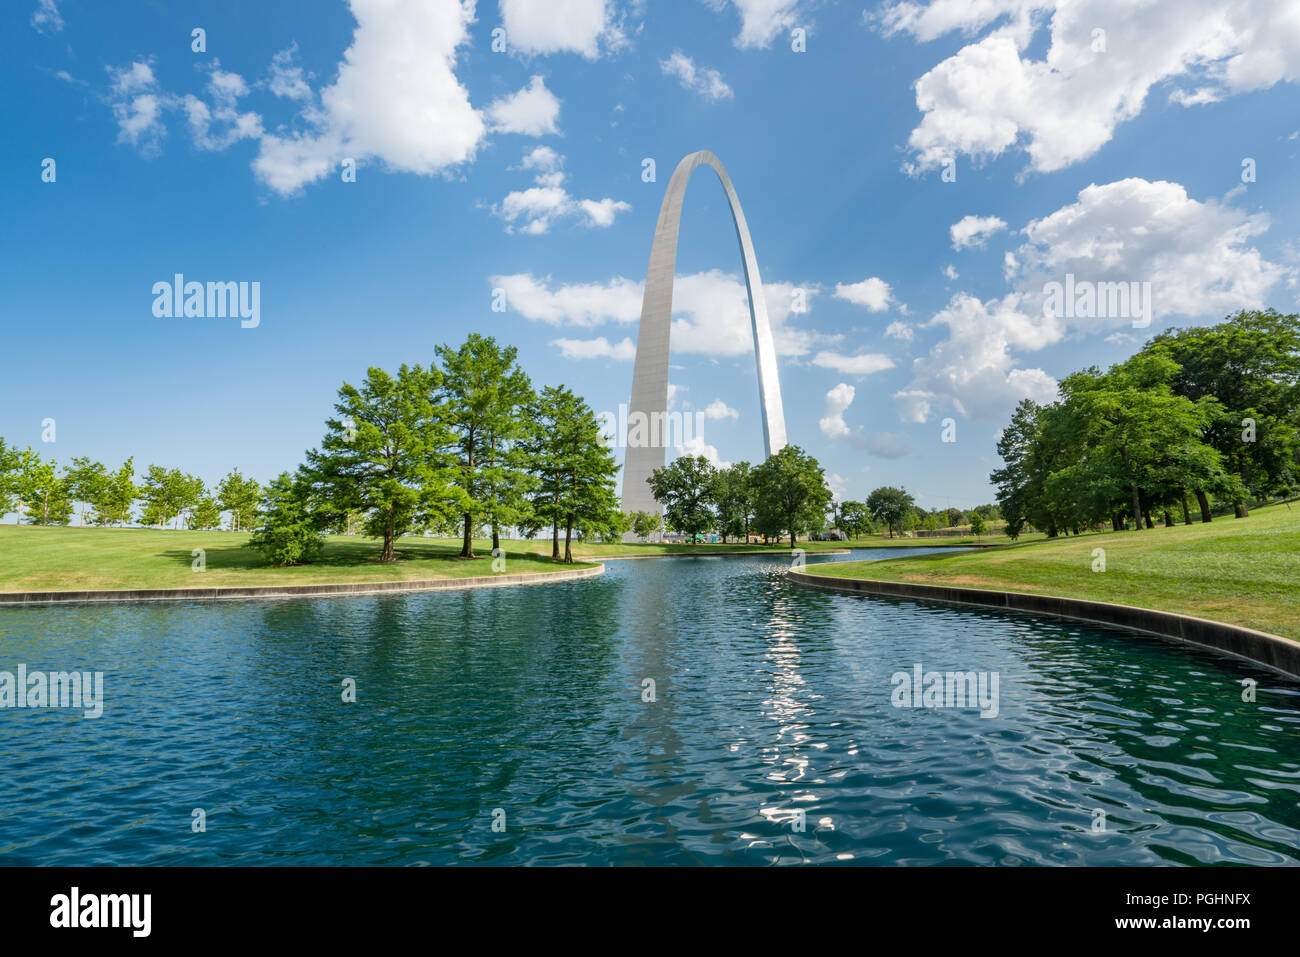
[0,525,855,593]
[806,503,1300,640]
[0,525,595,592]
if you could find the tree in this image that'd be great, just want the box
[19,453,71,525]
[866,486,916,538]
[0,438,20,519]
[436,334,536,558]
[647,455,717,542]
[753,446,832,548]
[247,472,324,566]
[839,500,873,539]
[188,495,223,530]
[590,507,630,543]
[1145,310,1300,510]
[306,364,467,562]
[138,466,199,529]
[92,458,137,527]
[217,469,261,532]
[712,462,756,543]
[969,512,986,536]
[65,456,108,527]
[629,509,663,540]
[524,385,621,563]
[1060,356,1227,532]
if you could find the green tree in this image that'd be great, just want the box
[753,446,832,548]
[1144,310,1300,515]
[647,455,717,543]
[65,456,108,527]
[712,462,756,543]
[525,386,621,563]
[20,453,72,525]
[591,507,630,543]
[969,512,986,536]
[188,495,223,530]
[839,500,873,539]
[1060,356,1227,532]
[0,438,21,519]
[306,364,466,563]
[629,509,663,539]
[247,471,324,566]
[436,334,537,558]
[866,486,916,538]
[92,458,137,527]
[217,469,262,532]
[138,467,201,529]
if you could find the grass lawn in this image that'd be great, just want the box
[0,525,848,593]
[805,502,1300,640]
[0,525,593,592]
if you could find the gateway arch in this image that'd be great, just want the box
[621,150,787,515]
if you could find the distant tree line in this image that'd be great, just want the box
[992,310,1300,538]
[641,446,832,547]
[0,445,261,534]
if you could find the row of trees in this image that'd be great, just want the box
[832,494,1000,538]
[645,446,833,547]
[992,310,1300,537]
[0,443,261,532]
[641,452,1002,546]
[256,334,623,565]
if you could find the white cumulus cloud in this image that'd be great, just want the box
[881,0,1300,174]
[253,0,484,196]
[950,214,1007,250]
[485,75,561,135]
[812,351,895,376]
[834,277,899,312]
[659,52,734,102]
[498,0,625,58]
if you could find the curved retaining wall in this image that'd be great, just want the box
[789,570,1300,678]
[0,564,604,606]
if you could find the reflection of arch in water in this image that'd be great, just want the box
[621,151,787,514]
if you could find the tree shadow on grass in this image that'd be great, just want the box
[157,536,495,573]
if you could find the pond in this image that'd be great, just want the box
[1,547,1297,865]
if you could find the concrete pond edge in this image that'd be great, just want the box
[0,563,605,606]
[788,569,1300,679]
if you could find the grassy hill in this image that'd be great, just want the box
[805,502,1300,640]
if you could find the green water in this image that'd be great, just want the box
[1,548,1297,865]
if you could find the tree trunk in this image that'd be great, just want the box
[1112,514,1122,532]
[1163,510,1175,527]
[461,512,475,559]
[492,525,500,551]
[1181,492,1192,525]
[1195,489,1212,523]
[381,518,395,562]
[564,514,574,564]
[1144,511,1155,529]
[551,520,560,560]
[1233,500,1249,518]
[1130,486,1143,531]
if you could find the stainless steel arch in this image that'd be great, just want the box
[621,150,788,515]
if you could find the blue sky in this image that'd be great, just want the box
[4,0,1299,515]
